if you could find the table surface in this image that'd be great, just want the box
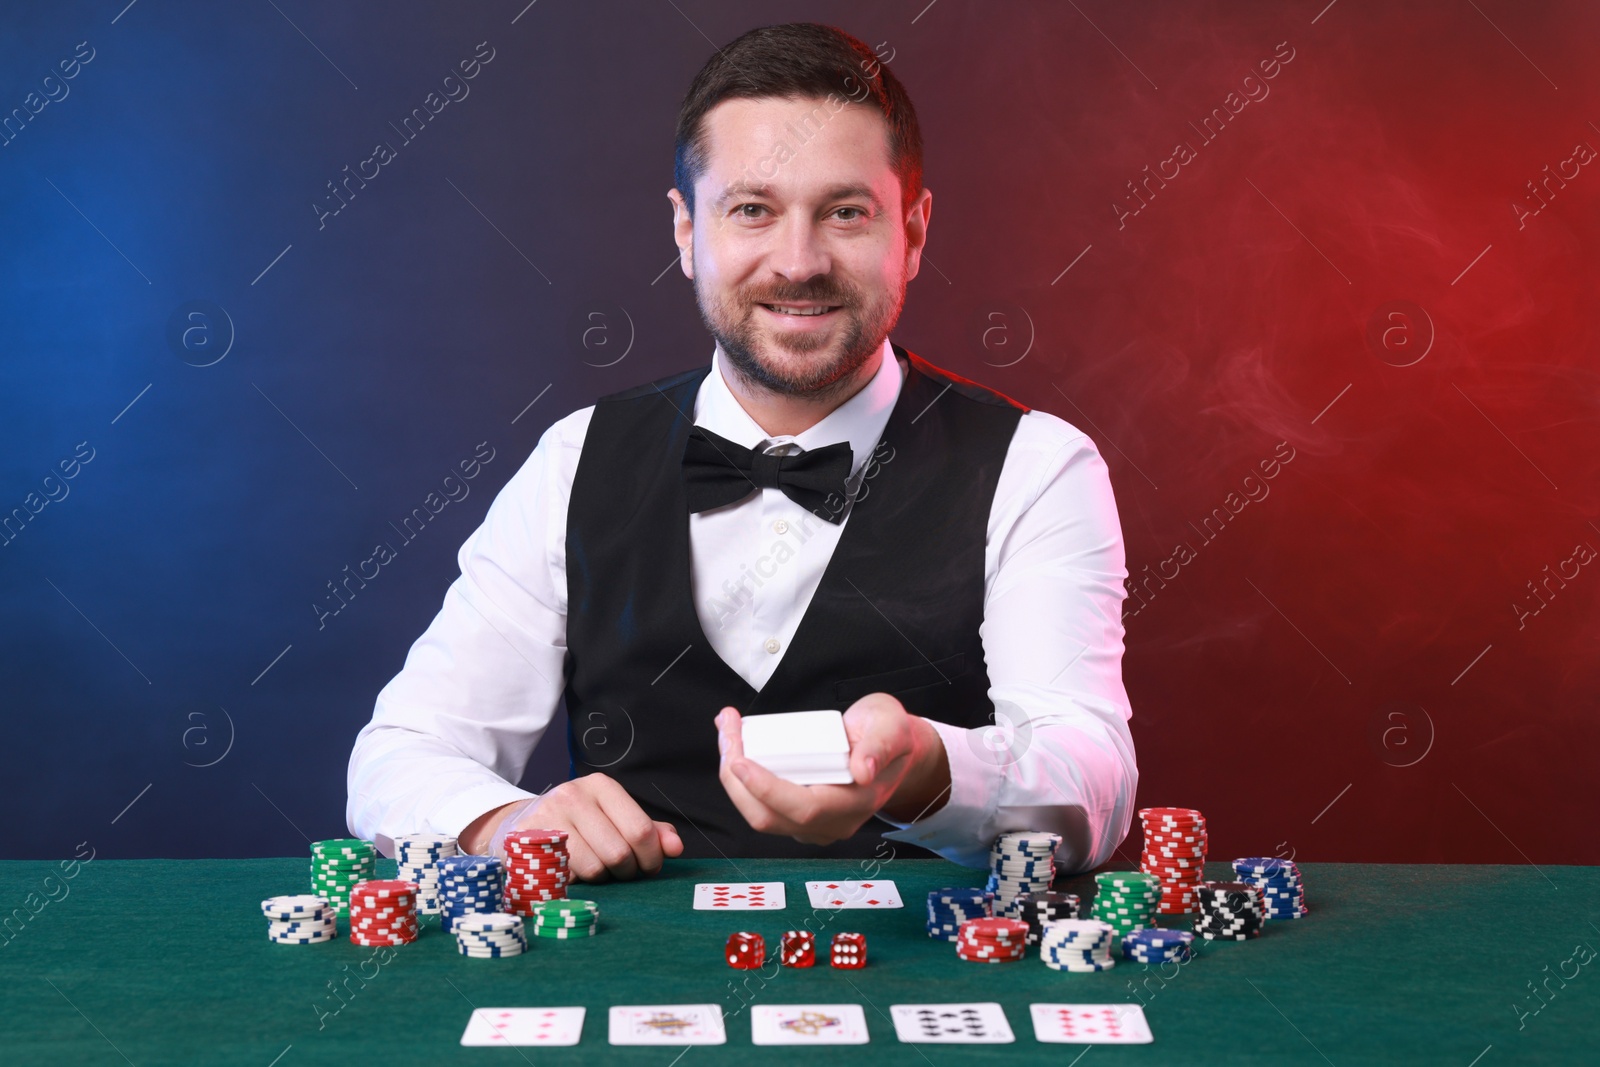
[2,857,1595,1066]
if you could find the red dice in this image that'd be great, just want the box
[780,930,815,967]
[725,931,765,969]
[830,931,867,969]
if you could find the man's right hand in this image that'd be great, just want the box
[464,774,683,882]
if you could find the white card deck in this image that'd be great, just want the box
[459,1007,585,1046]
[804,879,903,909]
[750,1004,870,1045]
[693,881,786,910]
[608,1004,727,1045]
[890,1002,1015,1043]
[1030,1003,1154,1043]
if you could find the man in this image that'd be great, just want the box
[347,22,1137,882]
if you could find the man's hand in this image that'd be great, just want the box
[716,695,951,846]
[462,774,683,882]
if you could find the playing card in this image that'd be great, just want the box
[1030,1003,1154,1044]
[740,709,854,785]
[805,879,903,909]
[890,1002,1014,1044]
[693,881,786,910]
[608,1004,727,1045]
[750,1004,870,1045]
[459,1007,585,1046]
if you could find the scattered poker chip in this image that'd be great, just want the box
[1138,808,1207,915]
[310,839,376,915]
[830,932,867,969]
[1194,881,1266,940]
[926,887,993,941]
[395,833,457,916]
[780,930,815,967]
[956,917,1029,963]
[986,831,1061,917]
[348,878,419,947]
[1231,857,1309,920]
[727,931,765,969]
[502,829,572,916]
[437,855,508,933]
[1039,918,1117,972]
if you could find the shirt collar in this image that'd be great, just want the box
[693,336,901,477]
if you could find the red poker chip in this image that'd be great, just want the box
[505,829,568,846]
[351,879,417,897]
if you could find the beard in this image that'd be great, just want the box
[694,264,907,404]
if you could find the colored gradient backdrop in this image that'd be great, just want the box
[2,1,1595,866]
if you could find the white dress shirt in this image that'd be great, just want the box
[347,337,1138,871]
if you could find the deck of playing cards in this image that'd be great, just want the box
[739,709,853,785]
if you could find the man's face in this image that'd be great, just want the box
[671,96,930,401]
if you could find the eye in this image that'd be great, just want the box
[736,204,767,218]
[834,207,867,221]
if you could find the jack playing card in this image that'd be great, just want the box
[750,1004,870,1045]
[889,1002,1015,1043]
[459,1007,585,1046]
[693,881,787,910]
[1030,1003,1154,1043]
[608,1004,727,1045]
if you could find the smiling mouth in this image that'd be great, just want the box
[759,304,841,317]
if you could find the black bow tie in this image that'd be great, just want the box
[681,425,854,523]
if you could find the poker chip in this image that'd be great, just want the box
[437,855,507,933]
[926,887,993,941]
[1121,928,1194,964]
[830,932,867,969]
[531,898,598,939]
[1138,808,1207,915]
[956,917,1029,963]
[1039,918,1117,972]
[452,911,528,958]
[501,829,572,916]
[1090,871,1162,939]
[986,832,1061,917]
[1011,891,1080,944]
[726,931,764,969]
[348,878,419,947]
[394,833,457,916]
[780,930,815,967]
[262,893,338,944]
[1231,857,1309,920]
[1194,881,1266,940]
[310,839,376,915]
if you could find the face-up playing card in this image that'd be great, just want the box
[805,879,903,909]
[750,1004,870,1045]
[693,881,786,910]
[1030,1003,1154,1044]
[608,1004,727,1045]
[889,1002,1014,1044]
[459,1007,585,1046]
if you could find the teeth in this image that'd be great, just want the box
[766,305,832,316]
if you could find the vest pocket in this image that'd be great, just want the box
[831,652,967,706]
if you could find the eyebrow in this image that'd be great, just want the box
[713,182,884,213]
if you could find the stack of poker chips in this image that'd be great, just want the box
[956,917,1030,963]
[1232,857,1308,919]
[1139,807,1207,915]
[348,879,419,947]
[1011,891,1080,945]
[1194,881,1266,940]
[530,898,598,939]
[726,931,764,969]
[501,829,570,914]
[394,833,457,915]
[452,912,528,958]
[310,839,376,915]
[1090,871,1163,939]
[262,894,336,945]
[926,887,994,941]
[780,930,815,967]
[1039,918,1117,972]
[436,855,506,933]
[986,831,1061,916]
[830,932,867,969]
[1121,928,1194,965]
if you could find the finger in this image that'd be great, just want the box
[567,801,640,881]
[654,821,685,858]
[729,754,833,826]
[559,824,612,884]
[843,697,910,786]
[591,776,666,874]
[717,713,793,834]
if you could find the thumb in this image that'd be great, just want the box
[655,821,685,856]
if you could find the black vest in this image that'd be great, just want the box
[562,343,1028,858]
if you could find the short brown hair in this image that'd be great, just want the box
[673,22,924,221]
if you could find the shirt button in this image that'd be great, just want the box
[773,519,788,535]
[764,638,781,654]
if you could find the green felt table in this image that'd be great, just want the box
[2,857,1596,1066]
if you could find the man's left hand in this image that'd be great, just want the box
[715,695,951,846]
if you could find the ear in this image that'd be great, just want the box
[668,188,695,279]
[902,186,932,284]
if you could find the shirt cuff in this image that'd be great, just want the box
[876,717,994,868]
[429,779,540,846]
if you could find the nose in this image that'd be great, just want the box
[769,213,832,285]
